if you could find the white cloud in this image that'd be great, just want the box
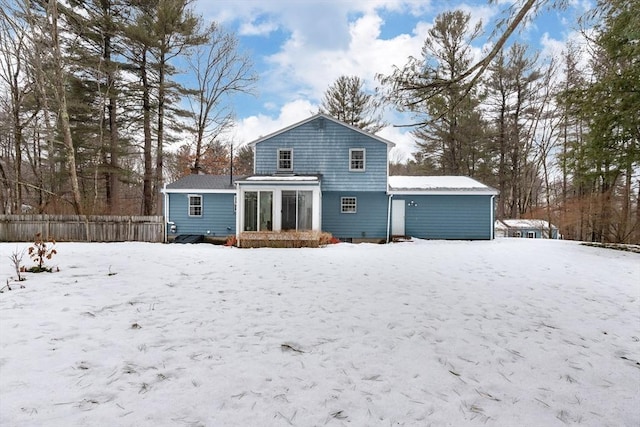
[261,9,428,108]
[238,20,279,37]
[195,0,587,164]
[227,99,319,147]
[539,29,592,72]
[378,125,417,162]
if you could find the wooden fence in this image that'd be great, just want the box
[0,215,165,243]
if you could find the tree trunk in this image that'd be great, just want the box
[155,57,165,215]
[103,0,120,214]
[49,1,83,215]
[141,48,154,215]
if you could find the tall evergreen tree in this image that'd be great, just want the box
[486,43,542,217]
[319,75,384,133]
[560,0,639,242]
[126,0,205,215]
[379,10,487,175]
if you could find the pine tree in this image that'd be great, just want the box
[379,10,487,176]
[319,75,384,133]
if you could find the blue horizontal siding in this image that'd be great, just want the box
[394,195,493,240]
[322,191,389,240]
[255,117,388,192]
[167,193,236,237]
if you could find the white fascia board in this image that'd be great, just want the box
[237,178,320,186]
[242,176,319,182]
[389,189,499,196]
[238,183,321,192]
[163,188,237,194]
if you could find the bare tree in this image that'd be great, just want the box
[16,0,84,214]
[187,22,257,173]
[0,4,33,213]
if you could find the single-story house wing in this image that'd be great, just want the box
[162,174,244,240]
[388,176,499,240]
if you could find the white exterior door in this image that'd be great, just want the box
[392,199,405,236]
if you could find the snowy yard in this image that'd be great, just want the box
[0,239,638,426]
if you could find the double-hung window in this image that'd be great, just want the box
[188,195,202,217]
[349,148,365,171]
[278,148,293,171]
[341,197,357,214]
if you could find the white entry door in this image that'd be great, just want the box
[392,199,405,236]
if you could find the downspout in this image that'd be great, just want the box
[162,183,169,243]
[235,182,241,247]
[386,193,393,243]
[490,195,495,240]
[229,143,233,186]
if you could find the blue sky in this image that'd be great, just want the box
[193,0,591,160]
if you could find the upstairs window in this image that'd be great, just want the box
[341,197,357,214]
[278,148,293,171]
[349,148,365,171]
[188,195,202,217]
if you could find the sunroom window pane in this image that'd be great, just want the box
[259,191,273,231]
[244,192,257,231]
[297,191,313,230]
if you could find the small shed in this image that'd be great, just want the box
[497,219,560,239]
[388,176,498,240]
[162,174,243,242]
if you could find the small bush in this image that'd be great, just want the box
[28,233,57,272]
[318,232,339,246]
[225,235,237,247]
[9,247,26,281]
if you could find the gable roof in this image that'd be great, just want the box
[500,219,558,229]
[247,113,396,148]
[388,176,498,195]
[164,174,244,192]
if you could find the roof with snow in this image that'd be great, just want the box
[388,176,498,195]
[242,175,320,182]
[164,174,245,191]
[500,219,558,229]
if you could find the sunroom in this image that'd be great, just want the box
[235,176,322,246]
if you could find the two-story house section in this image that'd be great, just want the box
[235,114,393,242]
[162,113,498,244]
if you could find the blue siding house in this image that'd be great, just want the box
[163,114,498,244]
[496,219,560,239]
[388,176,497,240]
[162,175,240,239]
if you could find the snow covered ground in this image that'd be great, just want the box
[0,239,638,427]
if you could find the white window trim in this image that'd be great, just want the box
[349,148,366,172]
[527,231,536,238]
[188,194,202,217]
[341,196,357,214]
[277,148,293,171]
